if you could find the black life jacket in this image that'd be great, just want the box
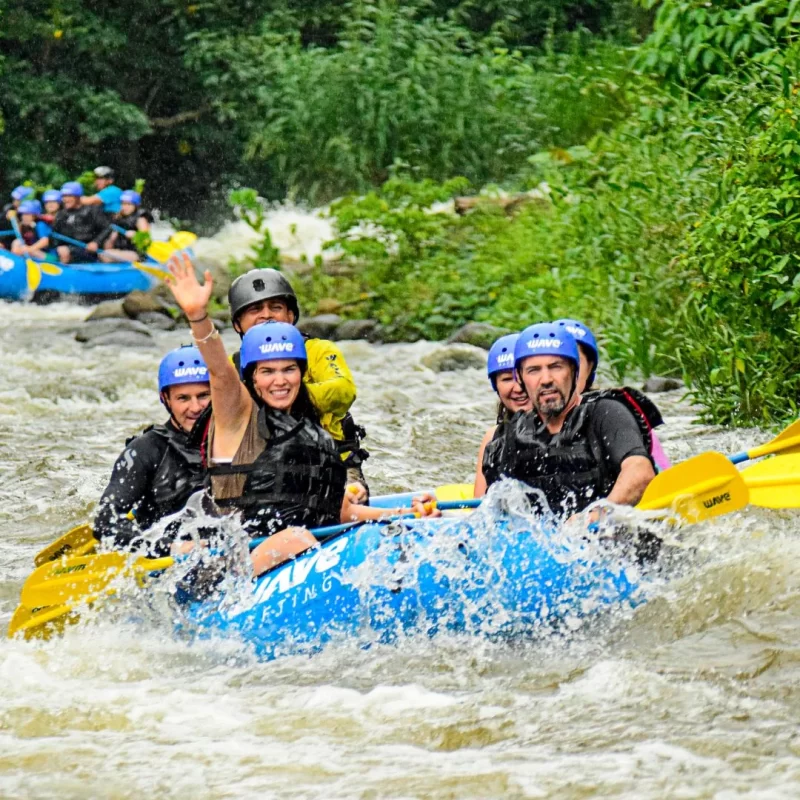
[128,422,206,527]
[482,388,660,517]
[114,209,153,251]
[206,405,346,537]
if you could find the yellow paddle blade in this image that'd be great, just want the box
[748,419,800,460]
[7,602,81,641]
[25,259,42,293]
[34,523,97,567]
[435,483,475,502]
[133,260,171,281]
[637,451,749,523]
[21,553,174,610]
[742,453,800,509]
[146,241,175,262]
[169,231,198,250]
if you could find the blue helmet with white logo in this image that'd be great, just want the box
[42,189,62,204]
[487,334,519,388]
[11,186,33,202]
[120,190,141,206]
[554,318,598,389]
[514,322,579,375]
[158,345,209,394]
[240,321,307,375]
[60,181,84,197]
[18,200,41,216]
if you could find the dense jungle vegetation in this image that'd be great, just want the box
[2,0,800,424]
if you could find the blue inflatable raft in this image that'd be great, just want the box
[0,250,157,301]
[187,510,646,661]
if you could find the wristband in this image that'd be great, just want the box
[188,313,209,323]
[192,323,219,344]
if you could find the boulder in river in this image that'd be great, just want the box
[447,322,512,350]
[85,300,127,321]
[297,314,342,340]
[136,311,178,331]
[75,318,153,343]
[122,289,173,319]
[83,330,155,349]
[422,344,487,373]
[334,319,378,341]
[642,376,684,393]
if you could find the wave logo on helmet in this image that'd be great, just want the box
[526,337,561,349]
[259,342,294,354]
[496,352,514,365]
[563,324,586,339]
[173,366,208,378]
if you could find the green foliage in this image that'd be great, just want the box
[676,70,800,424]
[189,5,636,201]
[228,188,281,275]
[636,0,800,87]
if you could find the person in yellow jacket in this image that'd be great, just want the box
[228,267,369,500]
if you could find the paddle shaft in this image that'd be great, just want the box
[729,420,800,464]
[7,212,23,242]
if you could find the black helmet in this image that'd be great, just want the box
[228,268,300,324]
[93,166,115,179]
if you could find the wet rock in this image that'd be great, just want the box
[642,376,684,393]
[137,311,177,331]
[297,314,342,340]
[83,330,155,349]
[210,316,228,331]
[75,318,153,343]
[199,256,233,304]
[367,324,386,344]
[335,319,378,341]
[422,344,487,373]
[85,300,127,321]
[447,322,511,350]
[122,289,172,319]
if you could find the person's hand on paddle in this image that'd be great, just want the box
[411,493,441,518]
[166,251,213,320]
[347,482,368,505]
[86,241,99,253]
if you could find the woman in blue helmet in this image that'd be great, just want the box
[94,346,212,555]
[482,323,656,519]
[166,253,438,577]
[473,333,532,497]
[553,319,671,472]
[10,200,50,260]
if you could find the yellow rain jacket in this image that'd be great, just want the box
[303,338,357,442]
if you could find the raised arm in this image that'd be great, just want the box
[167,253,251,442]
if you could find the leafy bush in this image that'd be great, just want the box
[190,3,635,201]
[676,70,800,424]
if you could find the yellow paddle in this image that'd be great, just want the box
[7,601,83,640]
[20,552,174,611]
[434,483,475,502]
[33,523,97,567]
[637,451,749,522]
[729,419,800,464]
[741,453,800,509]
[146,231,197,264]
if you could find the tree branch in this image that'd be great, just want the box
[148,107,207,129]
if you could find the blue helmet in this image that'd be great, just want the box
[554,318,598,388]
[487,333,519,388]
[42,189,62,204]
[120,190,141,206]
[11,186,33,201]
[158,345,209,394]
[514,322,579,375]
[18,200,41,216]
[60,181,84,197]
[240,321,307,375]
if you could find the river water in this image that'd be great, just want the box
[1,299,799,798]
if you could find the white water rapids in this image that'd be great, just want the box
[1,214,800,798]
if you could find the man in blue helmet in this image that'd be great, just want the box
[47,182,110,263]
[482,323,655,519]
[81,166,123,214]
[94,346,212,555]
